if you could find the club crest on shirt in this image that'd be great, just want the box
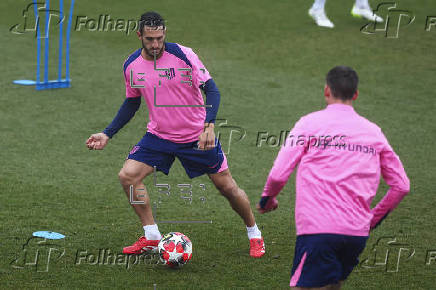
[163,68,176,80]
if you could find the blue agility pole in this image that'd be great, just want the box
[13,0,40,86]
[43,0,49,85]
[36,0,41,86]
[58,0,63,82]
[65,0,74,83]
[13,0,74,90]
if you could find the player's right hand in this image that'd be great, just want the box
[256,196,278,214]
[86,132,109,150]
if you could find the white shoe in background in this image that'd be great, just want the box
[351,5,384,23]
[309,7,335,28]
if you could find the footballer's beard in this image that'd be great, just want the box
[142,42,164,60]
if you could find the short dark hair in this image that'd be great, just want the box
[138,11,165,34]
[326,66,359,100]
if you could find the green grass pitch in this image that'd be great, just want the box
[1,0,435,289]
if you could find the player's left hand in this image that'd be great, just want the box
[198,123,215,150]
[256,196,278,214]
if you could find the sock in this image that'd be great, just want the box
[355,0,370,9]
[143,224,162,240]
[246,224,262,240]
[311,0,326,11]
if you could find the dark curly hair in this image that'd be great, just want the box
[138,11,165,34]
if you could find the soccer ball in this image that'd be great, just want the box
[158,232,192,268]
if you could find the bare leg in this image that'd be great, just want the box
[118,159,155,226]
[208,169,255,227]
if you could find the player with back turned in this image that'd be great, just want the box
[86,11,265,258]
[257,66,410,289]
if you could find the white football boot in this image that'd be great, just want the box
[351,5,384,23]
[309,7,335,28]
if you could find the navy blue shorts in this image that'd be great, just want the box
[289,234,368,288]
[127,132,228,178]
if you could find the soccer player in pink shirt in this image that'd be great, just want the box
[86,11,265,258]
[257,66,410,288]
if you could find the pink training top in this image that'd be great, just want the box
[123,43,211,143]
[262,104,410,236]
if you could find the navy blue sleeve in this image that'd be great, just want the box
[103,97,141,138]
[201,78,220,123]
[371,212,390,230]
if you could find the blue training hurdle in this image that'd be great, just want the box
[13,0,75,90]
